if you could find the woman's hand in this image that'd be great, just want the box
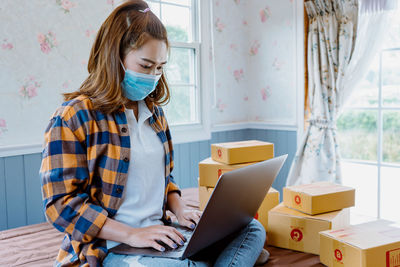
[124,225,186,252]
[175,208,203,230]
[167,192,203,229]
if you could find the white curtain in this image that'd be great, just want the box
[286,0,396,186]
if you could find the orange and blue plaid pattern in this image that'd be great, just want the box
[39,95,181,266]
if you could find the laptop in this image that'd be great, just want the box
[109,154,287,259]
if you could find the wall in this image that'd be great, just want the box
[0,0,302,150]
[0,128,296,230]
[211,0,299,126]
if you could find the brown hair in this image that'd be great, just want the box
[63,0,171,113]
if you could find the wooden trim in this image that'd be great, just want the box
[304,5,310,131]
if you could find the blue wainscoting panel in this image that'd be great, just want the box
[0,128,297,230]
[4,155,27,229]
[24,153,46,225]
[0,157,7,230]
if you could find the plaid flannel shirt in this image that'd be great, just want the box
[39,95,181,266]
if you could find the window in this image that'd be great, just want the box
[146,0,211,143]
[337,11,400,222]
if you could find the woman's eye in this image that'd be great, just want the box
[140,65,151,69]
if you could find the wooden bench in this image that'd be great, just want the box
[0,188,323,266]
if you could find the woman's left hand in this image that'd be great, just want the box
[175,208,202,230]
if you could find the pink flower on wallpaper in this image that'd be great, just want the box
[107,0,114,5]
[242,20,248,26]
[233,0,240,4]
[56,0,76,13]
[215,1,219,6]
[1,39,13,50]
[38,31,57,54]
[272,57,285,71]
[0,119,7,136]
[230,43,238,51]
[215,18,225,32]
[19,76,41,99]
[62,81,70,89]
[217,99,227,112]
[243,96,249,101]
[260,6,271,23]
[85,29,96,38]
[233,68,244,82]
[261,86,271,101]
[249,40,260,56]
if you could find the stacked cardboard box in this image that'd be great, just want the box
[267,182,355,255]
[198,140,277,231]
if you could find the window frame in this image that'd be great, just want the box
[340,47,400,219]
[147,0,211,144]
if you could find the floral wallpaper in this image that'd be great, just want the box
[0,0,122,147]
[0,0,298,149]
[211,0,297,126]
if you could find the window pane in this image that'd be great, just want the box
[165,86,197,125]
[383,111,400,164]
[382,50,400,107]
[382,9,400,49]
[146,1,161,18]
[162,4,192,42]
[341,162,378,218]
[337,110,378,161]
[381,167,400,222]
[162,0,190,6]
[345,54,379,108]
[165,47,195,84]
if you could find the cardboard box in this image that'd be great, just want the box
[320,220,400,267]
[199,185,213,211]
[199,157,256,187]
[256,187,280,231]
[267,203,350,255]
[198,185,280,231]
[211,140,274,165]
[283,182,355,215]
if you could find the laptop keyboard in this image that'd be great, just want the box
[163,228,193,252]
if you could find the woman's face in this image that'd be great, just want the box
[123,38,168,76]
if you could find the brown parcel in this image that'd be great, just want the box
[283,181,355,215]
[211,140,274,165]
[198,157,257,187]
[320,220,400,267]
[267,203,350,255]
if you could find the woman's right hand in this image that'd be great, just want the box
[124,225,186,252]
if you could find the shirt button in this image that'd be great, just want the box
[121,127,127,133]
[123,157,129,162]
[116,188,122,194]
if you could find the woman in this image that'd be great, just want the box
[40,1,268,266]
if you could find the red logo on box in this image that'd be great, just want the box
[294,195,301,205]
[217,149,222,158]
[335,249,343,261]
[290,229,303,242]
[386,248,400,267]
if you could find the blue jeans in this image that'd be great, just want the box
[103,219,266,267]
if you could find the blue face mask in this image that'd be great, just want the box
[120,61,162,101]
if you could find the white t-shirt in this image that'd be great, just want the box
[106,100,165,250]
